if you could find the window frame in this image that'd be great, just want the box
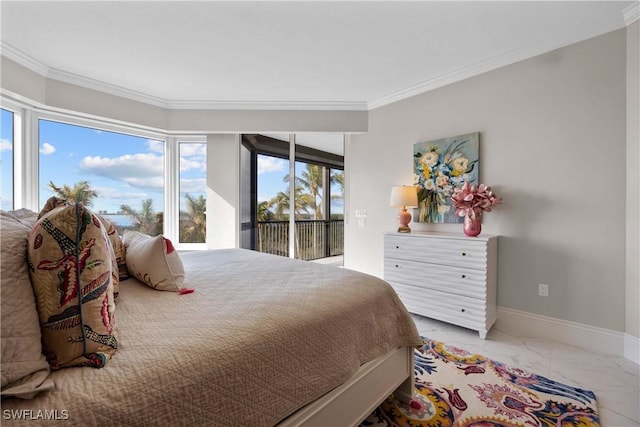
[1,106,16,210]
[1,99,27,210]
[241,134,344,260]
[2,97,207,248]
[175,138,208,250]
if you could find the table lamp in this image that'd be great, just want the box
[389,185,418,233]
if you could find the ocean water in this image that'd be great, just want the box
[100,214,133,227]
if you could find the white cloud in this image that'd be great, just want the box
[79,153,164,191]
[121,176,165,191]
[180,178,206,193]
[180,143,206,158]
[80,153,163,177]
[0,139,12,151]
[93,186,148,201]
[180,157,205,172]
[179,144,206,172]
[40,142,56,155]
[258,156,287,175]
[147,139,164,154]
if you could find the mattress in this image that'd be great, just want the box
[2,249,421,426]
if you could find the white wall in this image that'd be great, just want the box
[206,134,240,249]
[345,29,628,332]
[1,23,634,338]
[626,20,640,340]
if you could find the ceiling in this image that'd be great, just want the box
[0,1,636,112]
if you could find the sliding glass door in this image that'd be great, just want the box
[240,133,344,263]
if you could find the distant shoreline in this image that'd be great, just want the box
[99,213,133,227]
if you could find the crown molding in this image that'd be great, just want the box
[2,3,631,114]
[368,8,628,110]
[165,99,368,111]
[1,41,366,111]
[48,67,368,111]
[624,2,639,25]
[46,66,171,109]
[0,42,49,76]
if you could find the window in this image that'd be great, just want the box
[179,142,207,243]
[1,109,14,210]
[38,119,165,236]
[256,152,290,256]
[329,168,344,256]
[242,134,344,262]
[330,168,344,220]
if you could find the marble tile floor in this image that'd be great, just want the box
[411,314,640,427]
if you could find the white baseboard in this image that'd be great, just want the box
[624,333,640,365]
[495,307,639,364]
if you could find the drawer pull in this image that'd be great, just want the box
[461,308,466,313]
[462,252,466,256]
[461,274,466,279]
[396,245,400,249]
[395,264,399,268]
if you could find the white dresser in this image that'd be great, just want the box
[383,232,498,339]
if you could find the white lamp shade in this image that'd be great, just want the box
[389,186,418,208]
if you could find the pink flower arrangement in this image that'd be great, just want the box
[451,182,502,219]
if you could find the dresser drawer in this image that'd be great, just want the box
[384,258,487,300]
[384,234,487,270]
[389,282,488,332]
[383,232,498,338]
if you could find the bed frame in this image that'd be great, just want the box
[277,346,415,427]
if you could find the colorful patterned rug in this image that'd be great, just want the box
[361,337,600,427]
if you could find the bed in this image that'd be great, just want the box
[1,209,421,427]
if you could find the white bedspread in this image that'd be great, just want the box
[2,249,421,426]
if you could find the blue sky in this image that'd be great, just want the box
[0,114,342,216]
[37,119,206,214]
[257,155,344,217]
[1,109,13,210]
[257,154,289,204]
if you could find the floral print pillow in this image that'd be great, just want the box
[28,204,117,369]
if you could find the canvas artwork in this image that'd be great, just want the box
[413,132,479,223]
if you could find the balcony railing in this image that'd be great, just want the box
[257,220,344,261]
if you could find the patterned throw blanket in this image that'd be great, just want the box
[362,337,600,427]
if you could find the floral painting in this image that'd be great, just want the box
[413,132,479,223]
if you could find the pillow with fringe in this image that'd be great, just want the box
[122,230,184,292]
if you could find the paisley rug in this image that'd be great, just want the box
[361,337,600,427]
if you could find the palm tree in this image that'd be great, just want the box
[330,170,344,219]
[48,180,98,207]
[257,201,274,222]
[267,186,314,220]
[284,163,325,219]
[180,193,206,243]
[330,170,344,198]
[120,198,161,236]
[267,186,316,258]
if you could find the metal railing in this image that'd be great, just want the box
[257,220,344,260]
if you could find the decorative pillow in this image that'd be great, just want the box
[38,196,67,219]
[97,216,128,281]
[28,204,117,369]
[1,211,54,399]
[123,230,184,292]
[96,216,128,298]
[38,197,123,298]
